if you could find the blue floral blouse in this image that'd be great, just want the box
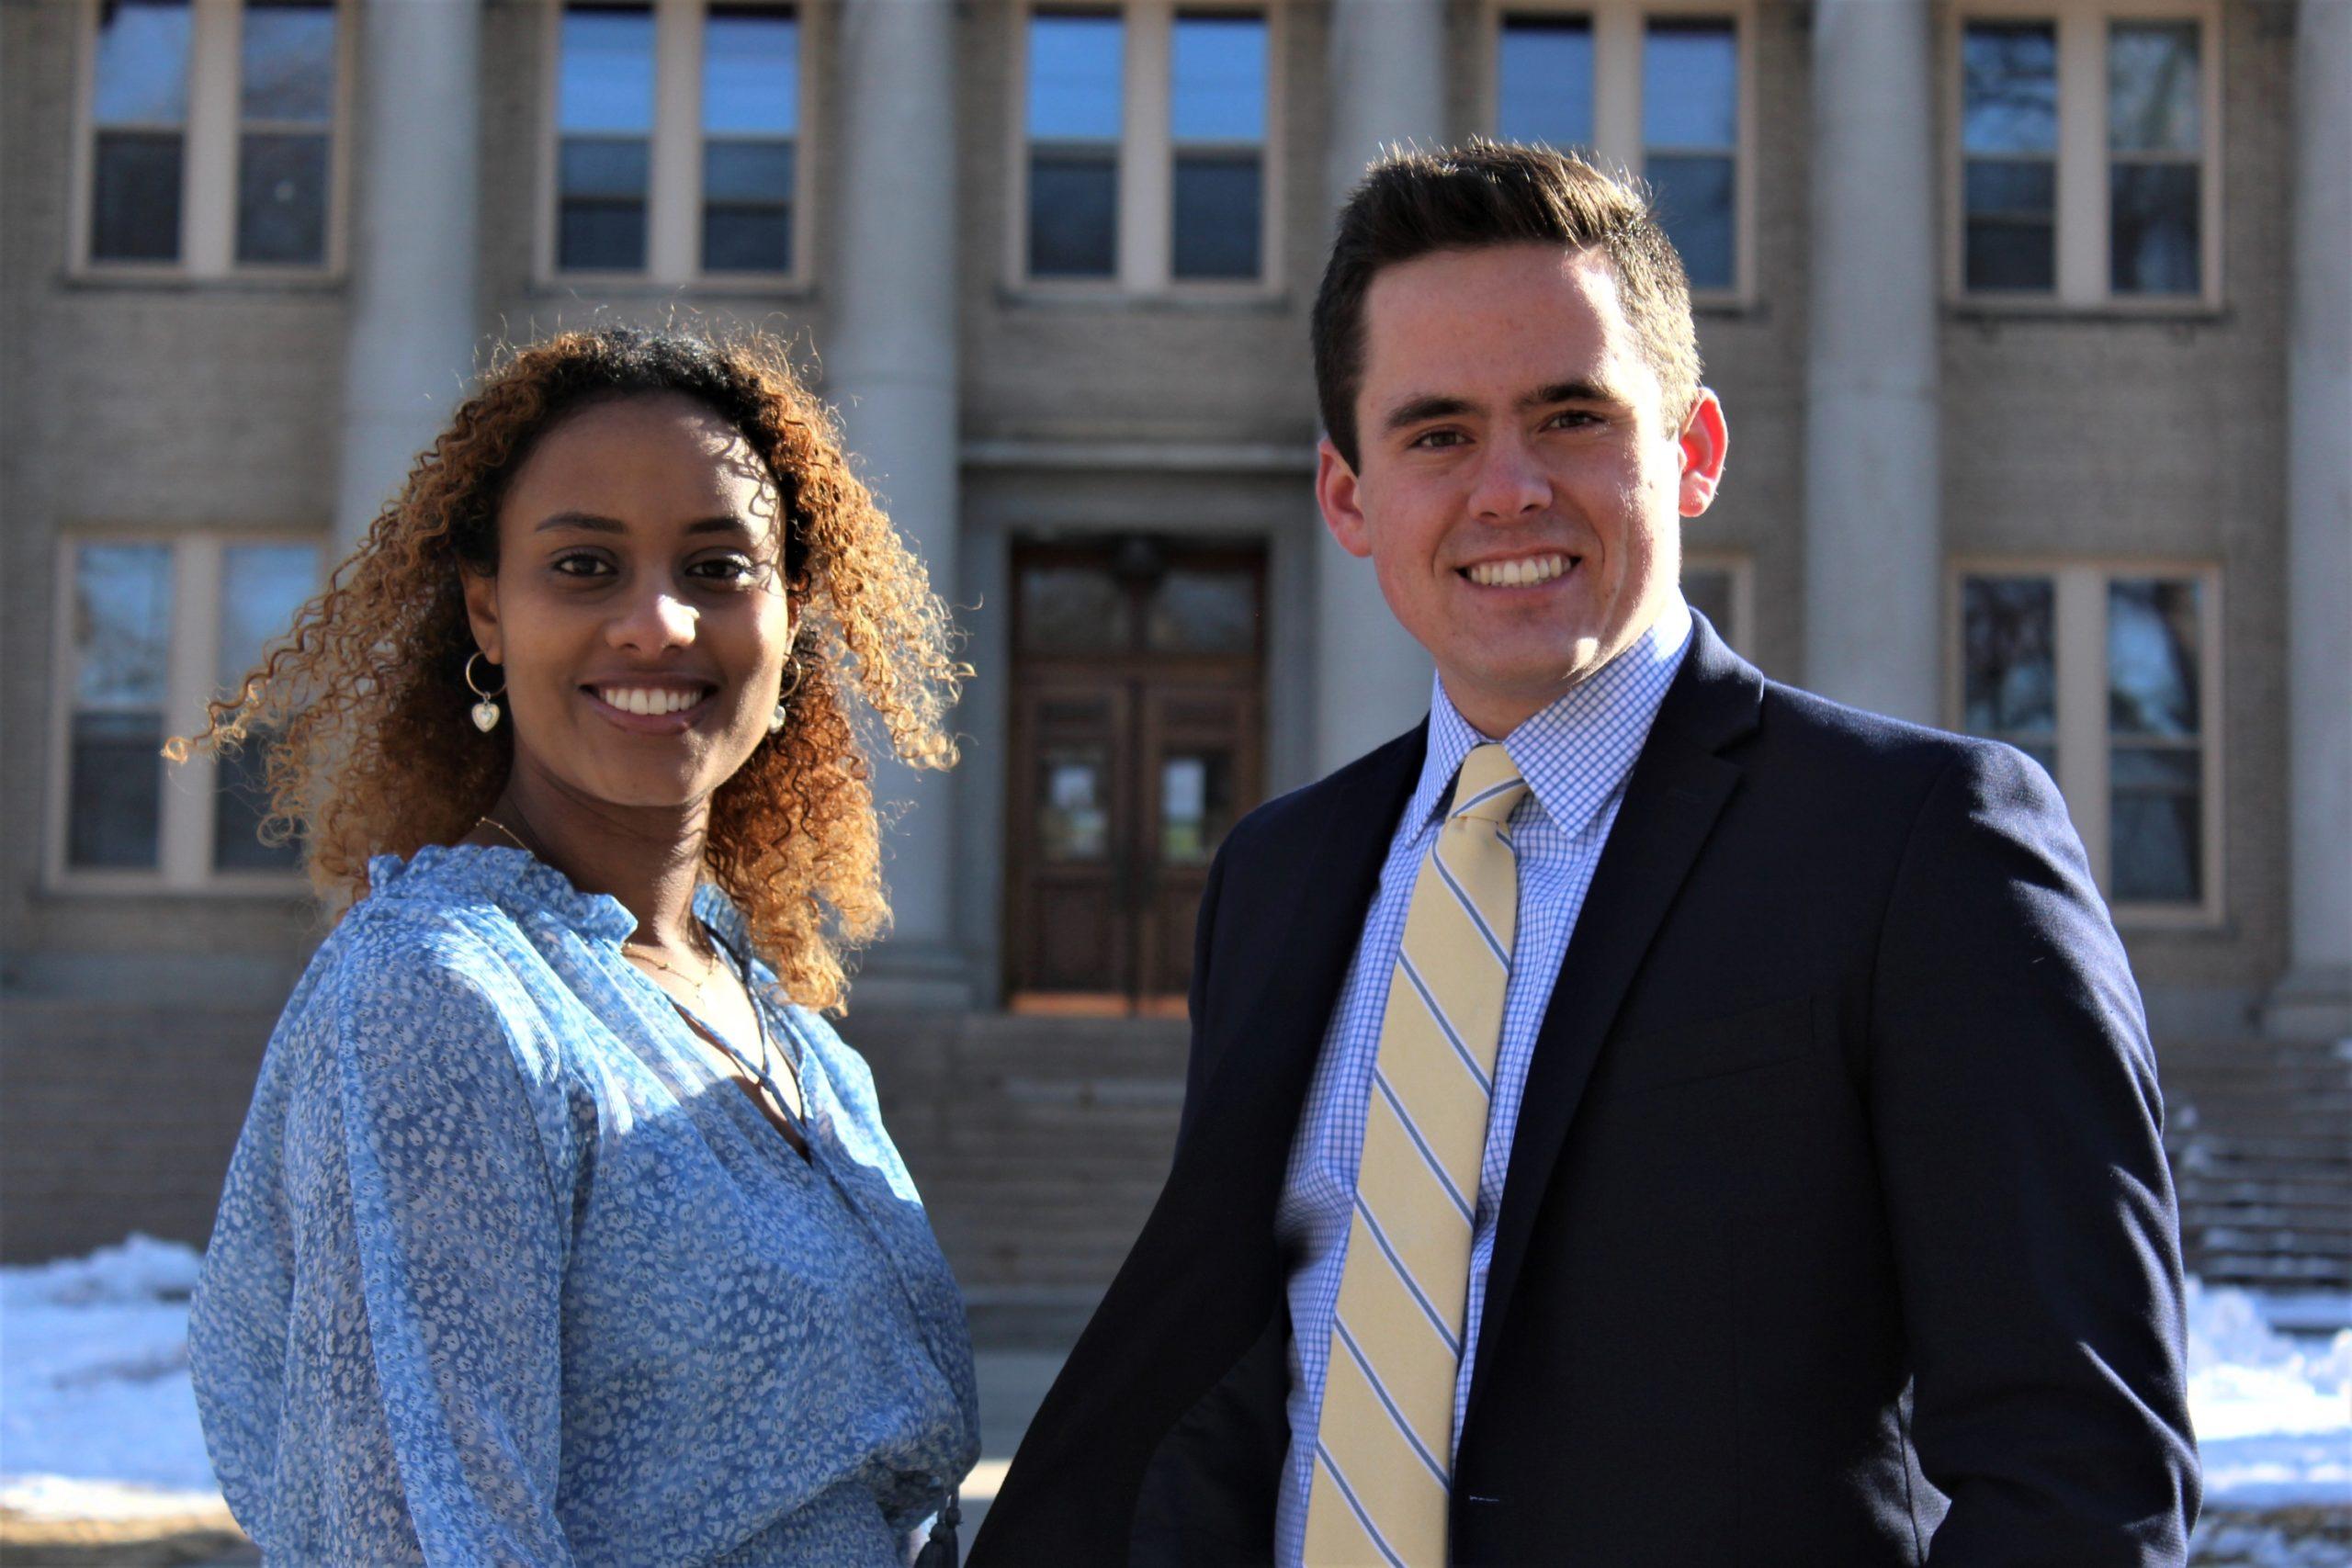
[190,844,979,1566]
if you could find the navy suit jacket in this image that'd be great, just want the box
[970,616,2199,1566]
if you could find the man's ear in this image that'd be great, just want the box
[460,566,503,667]
[1676,389,1730,519]
[1317,438,1374,559]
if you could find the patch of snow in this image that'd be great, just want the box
[2187,1278,2352,1508]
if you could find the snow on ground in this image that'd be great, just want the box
[2,1237,2346,1522]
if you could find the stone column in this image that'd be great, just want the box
[827,0,967,1005]
[334,0,481,555]
[2270,0,2352,1039]
[1801,0,1940,725]
[1312,0,1443,773]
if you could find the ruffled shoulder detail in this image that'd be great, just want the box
[365,843,636,942]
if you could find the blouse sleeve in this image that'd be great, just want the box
[288,930,579,1565]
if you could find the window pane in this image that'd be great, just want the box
[2110,22,2199,154]
[215,733,297,871]
[1039,745,1112,861]
[560,139,650,269]
[1029,150,1117,277]
[559,6,654,132]
[236,131,329,264]
[1962,576,2055,735]
[1498,17,1593,151]
[1147,569,1257,653]
[94,0,190,125]
[1172,152,1261,279]
[1160,750,1234,866]
[71,713,165,868]
[1964,160,2055,292]
[218,545,316,693]
[1029,13,1124,141]
[1682,567,1734,644]
[1962,22,2057,154]
[1647,153,1734,291]
[241,0,335,122]
[1171,14,1265,143]
[702,140,795,274]
[2111,164,2199,295]
[2110,747,2200,902]
[1022,564,1130,652]
[74,545,173,708]
[705,6,797,136]
[1644,20,1735,149]
[2108,579,2199,738]
[69,544,173,871]
[91,131,184,262]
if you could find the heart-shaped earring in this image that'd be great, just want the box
[464,652,505,734]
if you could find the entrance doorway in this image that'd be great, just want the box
[1005,538,1265,1014]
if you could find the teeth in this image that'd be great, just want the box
[599,687,702,716]
[1466,554,1568,588]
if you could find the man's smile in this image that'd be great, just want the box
[1457,551,1578,590]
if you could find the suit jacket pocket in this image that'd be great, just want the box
[1604,993,1819,1096]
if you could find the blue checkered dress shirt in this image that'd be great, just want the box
[1272,597,1695,1565]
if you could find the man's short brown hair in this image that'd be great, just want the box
[1311,139,1702,471]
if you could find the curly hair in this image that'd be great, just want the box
[170,325,966,1012]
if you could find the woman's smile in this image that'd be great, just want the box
[582,677,721,734]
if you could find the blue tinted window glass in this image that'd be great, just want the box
[94,0,191,125]
[241,0,336,122]
[1962,576,2056,736]
[1171,14,1265,142]
[705,7,797,135]
[1172,152,1261,277]
[1498,17,1593,150]
[2109,22,2198,153]
[235,131,329,264]
[2108,580,2200,738]
[1962,23,2057,154]
[74,545,174,708]
[1643,20,1734,148]
[2111,164,2199,294]
[218,546,317,694]
[1647,153,1733,290]
[1030,150,1117,276]
[560,6,655,133]
[1029,13,1124,141]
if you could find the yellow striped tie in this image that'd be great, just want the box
[1304,742,1529,1567]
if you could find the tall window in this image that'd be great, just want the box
[1492,7,1746,297]
[1026,10,1125,278]
[82,0,344,274]
[1170,13,1267,280]
[1960,21,2058,291]
[557,5,656,272]
[1954,563,2219,918]
[237,0,337,265]
[1018,5,1276,291]
[1951,6,2215,305]
[701,6,798,274]
[55,536,322,886]
[88,0,193,264]
[550,2,805,282]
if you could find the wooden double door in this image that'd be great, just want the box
[1006,541,1265,1014]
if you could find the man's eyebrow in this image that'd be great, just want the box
[532,512,754,536]
[1382,394,1478,434]
[1519,379,1623,410]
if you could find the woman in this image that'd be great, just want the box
[180,326,978,1565]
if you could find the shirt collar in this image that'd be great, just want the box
[1405,592,1695,840]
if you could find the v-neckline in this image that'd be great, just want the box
[608,938,820,1168]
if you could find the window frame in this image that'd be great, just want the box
[69,0,356,281]
[1944,556,2225,928]
[1943,0,2222,312]
[1006,0,1288,300]
[46,530,325,897]
[1478,0,1758,308]
[534,0,820,292]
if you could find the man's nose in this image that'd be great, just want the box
[1468,438,1551,521]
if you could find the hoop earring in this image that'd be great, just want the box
[465,652,505,734]
[767,660,803,735]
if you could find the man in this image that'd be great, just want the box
[969,142,2198,1565]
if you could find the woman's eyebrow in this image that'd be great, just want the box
[531,512,754,536]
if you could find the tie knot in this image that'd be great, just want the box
[1449,743,1528,828]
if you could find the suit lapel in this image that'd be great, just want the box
[1464,624,1765,1428]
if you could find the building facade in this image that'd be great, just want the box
[3,0,2345,1291]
